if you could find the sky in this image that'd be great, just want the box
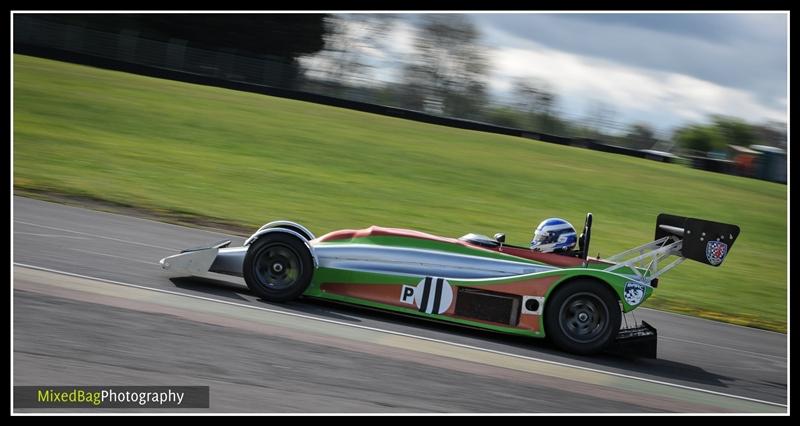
[470,13,788,134]
[313,12,788,137]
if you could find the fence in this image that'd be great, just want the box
[14,15,299,88]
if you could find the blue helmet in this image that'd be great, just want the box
[530,218,578,253]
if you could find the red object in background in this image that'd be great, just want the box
[734,153,756,177]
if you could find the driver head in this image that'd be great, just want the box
[531,218,577,253]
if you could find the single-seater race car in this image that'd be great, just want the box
[160,213,739,357]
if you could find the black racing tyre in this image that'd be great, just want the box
[544,279,621,355]
[243,232,314,302]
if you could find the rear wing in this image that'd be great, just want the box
[604,214,740,283]
[655,214,740,267]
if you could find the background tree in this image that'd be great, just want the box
[401,14,490,120]
[511,79,562,132]
[623,123,657,150]
[751,121,787,149]
[298,14,398,93]
[585,100,620,140]
[673,125,725,154]
[513,80,556,115]
[484,106,525,128]
[711,115,757,148]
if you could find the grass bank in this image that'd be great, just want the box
[13,54,787,332]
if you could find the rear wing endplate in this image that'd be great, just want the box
[656,214,740,267]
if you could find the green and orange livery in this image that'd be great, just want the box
[160,213,739,356]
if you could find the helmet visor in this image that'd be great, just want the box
[532,230,557,245]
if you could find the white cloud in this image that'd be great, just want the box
[301,14,787,131]
[474,13,787,105]
[487,36,787,130]
[299,17,417,86]
[386,20,417,56]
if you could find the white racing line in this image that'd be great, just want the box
[66,247,161,266]
[14,220,179,251]
[12,262,787,409]
[14,232,90,240]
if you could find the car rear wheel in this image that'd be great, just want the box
[243,232,313,302]
[544,279,621,355]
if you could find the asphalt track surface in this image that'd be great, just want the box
[12,196,788,413]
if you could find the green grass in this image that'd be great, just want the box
[13,54,788,332]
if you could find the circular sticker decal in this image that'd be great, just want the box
[624,281,646,306]
[413,277,454,314]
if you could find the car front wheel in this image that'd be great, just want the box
[243,232,314,302]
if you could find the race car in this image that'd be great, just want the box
[159,213,739,357]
